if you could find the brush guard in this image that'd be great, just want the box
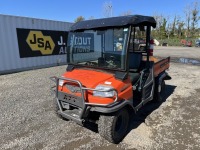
[50,76,118,125]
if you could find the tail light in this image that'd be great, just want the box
[149,39,154,56]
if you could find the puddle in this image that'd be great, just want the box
[178,58,200,66]
[157,57,200,66]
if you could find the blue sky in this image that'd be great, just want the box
[0,0,197,22]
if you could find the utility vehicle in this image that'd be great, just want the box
[50,15,171,143]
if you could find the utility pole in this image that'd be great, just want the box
[108,5,113,17]
[103,1,113,17]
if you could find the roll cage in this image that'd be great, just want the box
[67,15,156,75]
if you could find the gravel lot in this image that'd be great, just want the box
[154,46,200,59]
[1,49,200,149]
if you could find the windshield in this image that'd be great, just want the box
[67,27,129,70]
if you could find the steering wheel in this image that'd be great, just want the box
[85,61,96,66]
[106,55,118,68]
[108,55,117,61]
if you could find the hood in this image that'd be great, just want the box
[62,69,114,88]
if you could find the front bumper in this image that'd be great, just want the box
[50,76,119,124]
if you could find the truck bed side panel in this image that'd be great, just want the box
[154,57,170,77]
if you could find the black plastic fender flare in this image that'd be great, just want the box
[90,100,136,114]
[155,71,171,93]
[156,71,171,84]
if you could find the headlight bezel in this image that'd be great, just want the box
[58,79,65,86]
[93,84,115,98]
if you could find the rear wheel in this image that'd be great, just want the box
[154,80,166,102]
[98,109,129,143]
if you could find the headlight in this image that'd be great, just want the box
[93,85,115,97]
[59,79,64,86]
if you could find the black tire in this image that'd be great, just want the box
[154,80,166,102]
[98,109,129,144]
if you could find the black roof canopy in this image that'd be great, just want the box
[70,15,156,31]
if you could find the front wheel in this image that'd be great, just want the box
[98,109,129,143]
[154,80,166,102]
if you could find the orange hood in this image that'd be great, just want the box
[61,68,133,103]
[62,69,114,88]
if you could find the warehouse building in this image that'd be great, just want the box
[0,14,73,74]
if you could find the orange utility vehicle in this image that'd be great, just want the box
[50,15,171,143]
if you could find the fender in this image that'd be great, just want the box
[90,100,136,114]
[156,71,171,85]
[155,71,171,93]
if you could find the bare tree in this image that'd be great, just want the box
[176,16,185,38]
[153,13,163,29]
[153,13,164,39]
[170,15,177,37]
[160,18,167,40]
[191,1,199,37]
[103,1,113,17]
[184,4,191,37]
[166,23,171,39]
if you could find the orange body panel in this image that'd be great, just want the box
[143,56,170,77]
[59,69,133,105]
[149,56,159,62]
[153,57,170,77]
[59,56,170,105]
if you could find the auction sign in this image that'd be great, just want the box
[68,32,94,53]
[16,28,68,58]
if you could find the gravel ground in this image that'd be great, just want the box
[0,62,200,150]
[154,46,200,59]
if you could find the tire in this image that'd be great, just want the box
[154,80,166,102]
[98,109,129,143]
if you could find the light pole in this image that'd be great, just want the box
[108,5,112,17]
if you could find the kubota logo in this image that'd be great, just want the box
[26,31,55,55]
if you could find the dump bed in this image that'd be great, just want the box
[154,57,170,77]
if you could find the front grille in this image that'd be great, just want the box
[66,84,81,93]
[63,94,78,102]
[58,92,84,108]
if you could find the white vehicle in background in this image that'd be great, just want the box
[154,39,159,46]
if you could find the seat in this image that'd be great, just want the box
[129,52,142,71]
[129,52,142,84]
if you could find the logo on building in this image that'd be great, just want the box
[26,31,55,55]
[17,28,68,58]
